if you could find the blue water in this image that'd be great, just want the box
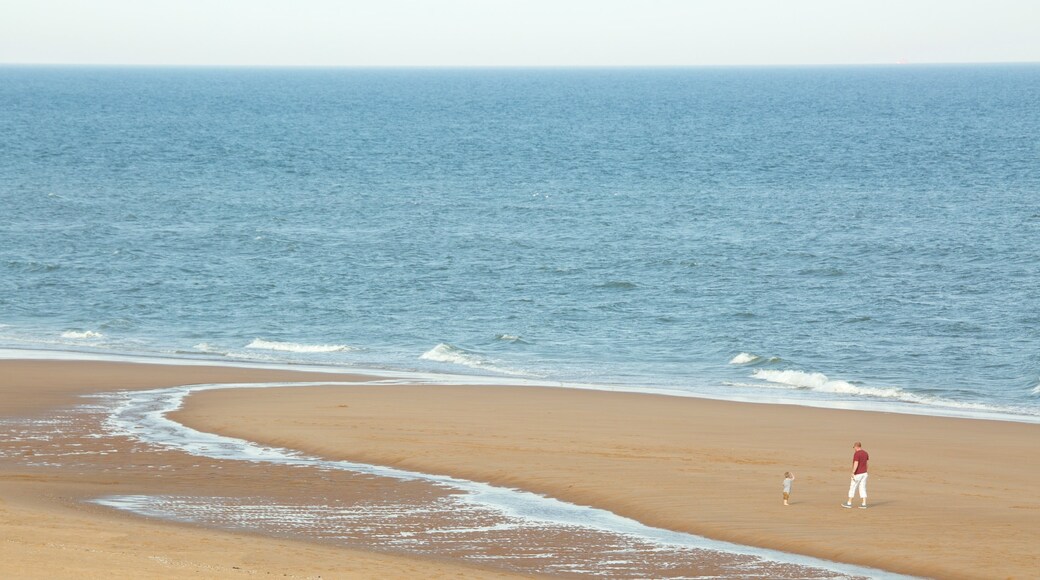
[2,65,1039,418]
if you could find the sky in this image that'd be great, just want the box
[2,0,1039,67]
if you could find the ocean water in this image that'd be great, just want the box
[2,65,1039,419]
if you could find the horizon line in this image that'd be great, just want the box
[2,60,1039,69]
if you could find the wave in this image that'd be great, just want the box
[752,369,902,398]
[61,330,104,339]
[729,352,759,365]
[747,369,1038,416]
[597,280,638,290]
[728,352,782,365]
[421,343,488,367]
[191,343,228,355]
[5,260,61,273]
[420,343,530,377]
[245,338,356,354]
[495,334,528,344]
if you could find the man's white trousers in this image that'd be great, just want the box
[848,472,868,499]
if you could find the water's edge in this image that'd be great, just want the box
[3,346,1038,424]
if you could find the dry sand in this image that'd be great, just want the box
[175,384,1040,580]
[0,360,519,579]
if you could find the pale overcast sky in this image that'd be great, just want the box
[2,0,1038,66]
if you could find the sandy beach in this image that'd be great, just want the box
[2,358,1038,578]
[174,384,1040,579]
[0,360,519,579]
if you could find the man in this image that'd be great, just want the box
[842,441,869,509]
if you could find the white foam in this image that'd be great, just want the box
[246,338,356,353]
[752,369,900,397]
[749,369,1038,416]
[191,342,225,353]
[421,343,486,367]
[729,352,760,365]
[729,352,781,365]
[420,343,529,377]
[61,330,104,339]
[1031,381,1040,395]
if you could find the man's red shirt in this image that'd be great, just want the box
[853,449,869,474]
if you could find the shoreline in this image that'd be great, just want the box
[2,356,1037,578]
[3,345,1037,424]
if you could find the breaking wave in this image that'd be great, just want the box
[729,352,781,365]
[421,343,490,368]
[752,369,902,398]
[191,343,228,355]
[61,330,104,339]
[420,343,529,377]
[745,369,1039,417]
[246,338,357,353]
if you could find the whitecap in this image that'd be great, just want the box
[192,343,228,355]
[729,352,760,365]
[752,369,902,398]
[246,338,356,353]
[729,352,781,365]
[420,343,531,377]
[745,368,1040,416]
[61,330,104,340]
[421,343,488,368]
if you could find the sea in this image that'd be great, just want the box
[2,64,1039,420]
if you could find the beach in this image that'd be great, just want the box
[0,359,518,579]
[2,358,1037,578]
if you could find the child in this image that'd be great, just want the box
[783,472,795,505]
